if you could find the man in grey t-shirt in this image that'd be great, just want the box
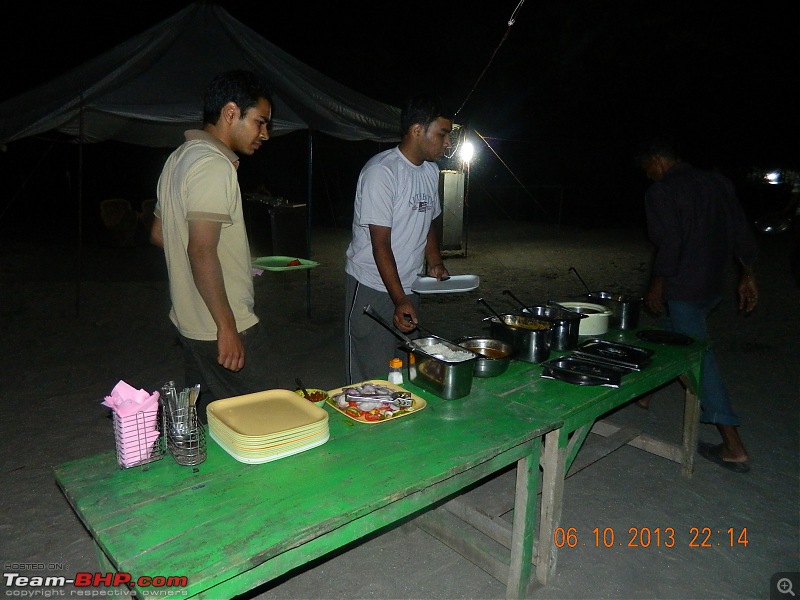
[344,94,452,383]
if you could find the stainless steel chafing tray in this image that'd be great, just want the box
[572,338,653,371]
[540,356,623,388]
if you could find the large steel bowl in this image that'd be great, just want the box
[585,291,643,330]
[455,336,514,378]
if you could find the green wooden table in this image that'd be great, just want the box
[410,328,706,587]
[54,381,559,599]
[54,329,704,597]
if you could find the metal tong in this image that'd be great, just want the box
[346,390,413,408]
[348,396,413,408]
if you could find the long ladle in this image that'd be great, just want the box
[412,321,440,339]
[363,304,416,347]
[502,289,531,311]
[547,299,574,312]
[477,297,510,324]
[546,299,587,317]
[569,266,593,294]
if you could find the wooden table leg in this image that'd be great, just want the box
[679,374,701,478]
[506,439,541,599]
[536,428,566,585]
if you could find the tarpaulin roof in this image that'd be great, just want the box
[0,1,401,147]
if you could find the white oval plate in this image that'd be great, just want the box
[411,274,480,294]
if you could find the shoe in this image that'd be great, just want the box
[698,442,750,474]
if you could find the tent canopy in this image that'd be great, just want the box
[0,1,401,147]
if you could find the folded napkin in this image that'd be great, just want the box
[116,426,162,463]
[102,380,160,417]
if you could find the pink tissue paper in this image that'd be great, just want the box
[102,380,161,467]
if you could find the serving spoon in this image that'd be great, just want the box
[295,377,311,399]
[569,266,593,294]
[363,304,416,346]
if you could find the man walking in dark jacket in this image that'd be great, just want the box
[638,136,758,473]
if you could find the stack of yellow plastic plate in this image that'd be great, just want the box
[206,389,329,464]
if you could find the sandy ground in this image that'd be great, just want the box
[1,217,798,599]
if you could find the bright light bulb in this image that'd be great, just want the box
[765,171,781,185]
[460,141,475,163]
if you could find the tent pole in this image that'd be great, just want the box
[305,130,313,317]
[76,96,84,317]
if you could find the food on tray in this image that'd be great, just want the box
[294,388,329,405]
[414,341,474,362]
[465,345,508,359]
[501,315,550,331]
[287,259,302,266]
[330,382,414,422]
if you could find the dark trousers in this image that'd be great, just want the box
[344,274,419,384]
[177,323,275,423]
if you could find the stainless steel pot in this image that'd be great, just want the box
[519,305,585,351]
[585,291,643,330]
[566,267,643,331]
[455,336,513,377]
[488,315,552,364]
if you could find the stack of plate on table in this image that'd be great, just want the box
[206,390,329,464]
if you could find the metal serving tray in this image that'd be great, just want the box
[572,338,653,371]
[540,356,623,388]
[405,336,479,400]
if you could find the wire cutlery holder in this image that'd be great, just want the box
[164,405,206,466]
[112,409,165,469]
[161,381,206,466]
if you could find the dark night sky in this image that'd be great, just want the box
[1,1,796,229]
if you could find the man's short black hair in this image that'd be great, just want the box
[400,93,453,135]
[635,135,681,164]
[202,70,273,126]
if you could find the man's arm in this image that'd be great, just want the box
[645,276,666,316]
[150,215,164,248]
[423,221,449,280]
[369,224,417,332]
[187,219,245,371]
[737,264,758,313]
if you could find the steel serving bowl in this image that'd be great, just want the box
[455,336,514,378]
[585,291,643,330]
